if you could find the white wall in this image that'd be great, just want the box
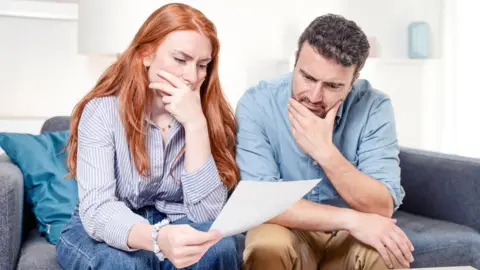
[3,0,471,158]
[0,14,114,134]
[441,0,480,158]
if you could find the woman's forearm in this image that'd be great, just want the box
[127,223,155,251]
[183,117,210,173]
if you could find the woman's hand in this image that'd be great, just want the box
[149,70,206,130]
[156,224,221,268]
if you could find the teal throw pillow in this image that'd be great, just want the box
[0,131,78,244]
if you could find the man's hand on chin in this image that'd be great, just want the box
[287,98,342,162]
[344,210,414,269]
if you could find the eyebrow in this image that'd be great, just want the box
[300,68,345,87]
[173,50,211,62]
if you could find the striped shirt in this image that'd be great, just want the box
[76,96,227,251]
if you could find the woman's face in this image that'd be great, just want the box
[143,30,212,92]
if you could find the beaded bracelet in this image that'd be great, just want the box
[152,219,170,261]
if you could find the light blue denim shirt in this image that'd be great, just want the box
[235,73,405,210]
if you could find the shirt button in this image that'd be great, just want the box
[312,160,318,165]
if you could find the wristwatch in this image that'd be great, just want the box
[152,219,170,261]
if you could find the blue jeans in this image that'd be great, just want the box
[56,207,241,270]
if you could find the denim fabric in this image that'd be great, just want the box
[55,207,240,270]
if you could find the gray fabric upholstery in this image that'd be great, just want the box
[0,156,24,270]
[17,230,60,270]
[0,154,11,163]
[37,117,71,222]
[399,147,480,232]
[40,116,71,133]
[396,211,480,268]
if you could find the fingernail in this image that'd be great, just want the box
[388,264,393,269]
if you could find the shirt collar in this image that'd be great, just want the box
[335,99,345,125]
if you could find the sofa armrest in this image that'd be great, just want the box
[0,155,24,270]
[399,147,480,232]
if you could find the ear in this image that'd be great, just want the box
[143,53,154,67]
[354,72,360,81]
[351,72,360,86]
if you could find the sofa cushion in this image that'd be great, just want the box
[0,131,77,244]
[17,229,60,270]
[41,116,71,133]
[395,210,480,268]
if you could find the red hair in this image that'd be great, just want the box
[66,3,239,190]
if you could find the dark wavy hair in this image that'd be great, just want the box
[297,13,370,74]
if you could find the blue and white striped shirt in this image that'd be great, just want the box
[76,96,227,251]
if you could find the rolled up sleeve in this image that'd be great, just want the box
[77,98,149,251]
[235,91,280,181]
[357,97,405,211]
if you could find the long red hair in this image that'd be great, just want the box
[66,3,239,190]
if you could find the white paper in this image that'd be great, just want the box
[210,179,321,237]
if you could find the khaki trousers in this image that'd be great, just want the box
[242,224,404,270]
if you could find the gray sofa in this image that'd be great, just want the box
[0,116,479,270]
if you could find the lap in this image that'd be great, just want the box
[56,214,161,270]
[57,212,240,270]
[244,225,402,270]
[245,224,329,253]
[173,217,241,269]
[245,224,299,247]
[318,230,403,269]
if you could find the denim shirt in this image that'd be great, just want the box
[235,73,405,210]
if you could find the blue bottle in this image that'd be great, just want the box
[408,22,430,59]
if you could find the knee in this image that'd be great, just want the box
[200,236,240,268]
[94,248,155,269]
[245,238,294,259]
[244,224,297,260]
[350,241,404,270]
[211,235,239,258]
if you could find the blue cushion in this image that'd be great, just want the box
[0,131,78,244]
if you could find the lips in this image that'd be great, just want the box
[302,102,324,111]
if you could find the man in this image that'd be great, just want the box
[236,14,414,270]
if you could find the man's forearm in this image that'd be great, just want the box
[268,199,357,231]
[315,146,393,217]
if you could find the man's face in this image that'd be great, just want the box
[292,42,359,118]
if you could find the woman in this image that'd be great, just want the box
[56,3,240,270]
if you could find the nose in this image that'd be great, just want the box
[182,63,198,87]
[308,83,324,103]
